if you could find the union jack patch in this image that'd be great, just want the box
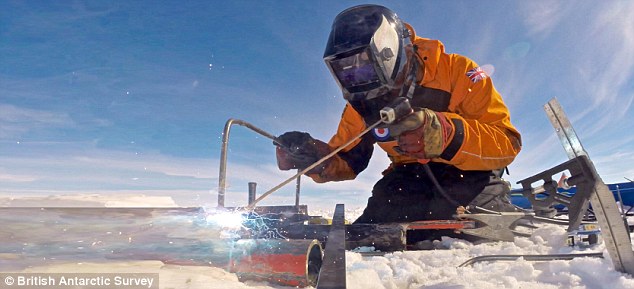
[466,66,488,83]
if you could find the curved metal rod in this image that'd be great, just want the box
[458,252,604,267]
[219,117,382,209]
[217,118,277,207]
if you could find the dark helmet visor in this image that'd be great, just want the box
[328,50,383,94]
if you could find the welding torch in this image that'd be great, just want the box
[246,97,414,209]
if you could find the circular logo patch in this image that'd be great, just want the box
[372,128,391,141]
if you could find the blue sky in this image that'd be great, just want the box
[1,1,633,210]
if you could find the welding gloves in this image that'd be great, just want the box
[274,131,331,174]
[388,108,453,160]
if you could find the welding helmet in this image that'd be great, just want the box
[324,5,415,124]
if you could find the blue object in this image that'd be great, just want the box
[510,181,634,211]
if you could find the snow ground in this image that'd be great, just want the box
[1,194,634,289]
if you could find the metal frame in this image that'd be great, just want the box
[458,99,634,272]
[316,204,347,289]
[544,98,634,274]
[516,156,595,232]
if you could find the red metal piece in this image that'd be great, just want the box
[405,220,476,230]
[229,239,323,287]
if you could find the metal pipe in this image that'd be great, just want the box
[458,252,604,267]
[230,239,323,287]
[616,184,626,215]
[295,173,301,208]
[218,118,278,207]
[248,182,257,206]
[615,184,632,236]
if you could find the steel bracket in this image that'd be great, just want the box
[516,155,594,231]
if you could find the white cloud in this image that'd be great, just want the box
[0,104,75,138]
[519,1,568,37]
[506,2,634,189]
[0,173,37,182]
[592,150,634,183]
[584,2,634,118]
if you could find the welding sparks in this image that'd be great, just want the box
[203,208,288,240]
[205,210,246,230]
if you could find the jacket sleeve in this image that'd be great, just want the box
[307,103,375,183]
[434,55,522,171]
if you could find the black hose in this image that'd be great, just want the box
[422,163,461,208]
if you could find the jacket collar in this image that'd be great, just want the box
[412,37,445,84]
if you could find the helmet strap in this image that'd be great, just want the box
[399,23,419,100]
[402,46,419,100]
[404,22,417,42]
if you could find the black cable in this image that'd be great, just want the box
[422,163,461,207]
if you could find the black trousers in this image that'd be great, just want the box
[354,163,517,224]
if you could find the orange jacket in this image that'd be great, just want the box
[309,37,522,183]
